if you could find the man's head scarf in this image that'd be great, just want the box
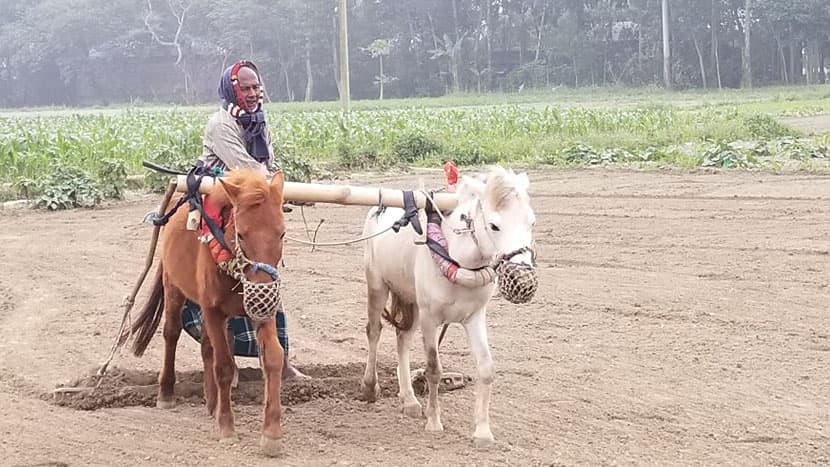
[218,61,269,164]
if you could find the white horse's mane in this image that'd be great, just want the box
[456,166,530,210]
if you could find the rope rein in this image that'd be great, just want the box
[283,189,438,248]
[284,224,396,247]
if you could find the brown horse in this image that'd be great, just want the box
[129,169,287,457]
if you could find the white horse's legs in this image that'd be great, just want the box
[395,324,422,418]
[421,318,444,431]
[464,310,495,445]
[360,282,387,402]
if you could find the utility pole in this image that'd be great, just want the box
[338,0,351,113]
[661,0,672,89]
[741,0,752,88]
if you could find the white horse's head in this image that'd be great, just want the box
[454,166,536,267]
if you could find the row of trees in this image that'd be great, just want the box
[0,0,828,107]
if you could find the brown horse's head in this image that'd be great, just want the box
[214,169,286,283]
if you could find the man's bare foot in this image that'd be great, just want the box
[282,363,310,382]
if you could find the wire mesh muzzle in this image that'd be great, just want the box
[240,275,282,322]
[495,261,538,304]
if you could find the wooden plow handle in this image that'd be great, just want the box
[175,175,459,211]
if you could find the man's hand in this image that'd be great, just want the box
[285,200,315,207]
[281,200,315,213]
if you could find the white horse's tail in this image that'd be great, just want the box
[381,292,416,332]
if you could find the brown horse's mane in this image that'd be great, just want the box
[211,169,273,209]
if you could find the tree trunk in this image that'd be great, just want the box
[182,58,191,104]
[602,42,608,86]
[332,14,341,99]
[534,2,546,62]
[426,13,445,92]
[304,33,313,102]
[451,44,460,93]
[661,0,671,89]
[485,0,493,90]
[452,0,461,92]
[693,35,707,88]
[284,67,293,101]
[806,40,819,84]
[637,20,643,79]
[711,0,722,89]
[741,0,752,88]
[378,55,384,100]
[789,39,798,84]
[275,42,293,101]
[406,7,423,78]
[776,34,788,83]
[474,19,482,93]
[638,0,646,79]
[806,39,825,84]
[518,2,526,67]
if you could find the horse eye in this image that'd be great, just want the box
[280,232,286,239]
[237,233,245,241]
[489,223,500,232]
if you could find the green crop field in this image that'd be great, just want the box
[1,85,828,209]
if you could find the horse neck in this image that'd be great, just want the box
[441,199,495,269]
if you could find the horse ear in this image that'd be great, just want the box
[457,175,486,203]
[270,170,285,203]
[218,178,242,204]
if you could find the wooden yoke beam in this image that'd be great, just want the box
[174,175,458,211]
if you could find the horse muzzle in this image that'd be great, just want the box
[239,261,283,322]
[496,247,538,304]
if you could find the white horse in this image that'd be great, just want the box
[360,166,536,446]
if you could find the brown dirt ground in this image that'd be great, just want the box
[1,168,829,466]
[782,113,830,135]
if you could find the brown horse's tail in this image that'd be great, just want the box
[381,292,416,332]
[129,264,166,357]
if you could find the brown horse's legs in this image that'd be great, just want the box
[202,308,236,439]
[158,287,185,409]
[255,320,284,457]
[225,325,239,388]
[200,330,217,417]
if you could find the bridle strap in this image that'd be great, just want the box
[425,211,491,272]
[391,190,423,235]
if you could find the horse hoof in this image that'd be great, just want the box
[359,382,380,402]
[425,420,444,432]
[217,431,238,443]
[402,402,423,419]
[260,435,282,458]
[473,434,495,449]
[156,398,176,409]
